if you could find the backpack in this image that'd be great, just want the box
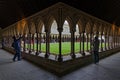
[12,42,15,48]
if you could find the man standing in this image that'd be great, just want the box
[93,36,100,64]
[12,36,22,61]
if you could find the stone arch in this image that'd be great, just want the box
[23,23,29,35]
[107,25,112,35]
[62,18,71,34]
[109,25,113,36]
[45,15,56,32]
[65,16,74,32]
[29,22,36,34]
[13,24,18,35]
[36,19,44,33]
[85,22,91,33]
[93,23,100,35]
[118,28,120,36]
[77,19,83,33]
[20,18,27,35]
[50,20,59,34]
[103,25,107,34]
[15,22,20,35]
[99,24,102,33]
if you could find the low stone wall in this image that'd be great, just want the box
[3,47,120,76]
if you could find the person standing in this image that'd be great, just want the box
[93,36,100,64]
[12,36,22,61]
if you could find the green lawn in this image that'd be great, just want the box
[24,42,106,55]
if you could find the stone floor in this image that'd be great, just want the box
[0,49,120,80]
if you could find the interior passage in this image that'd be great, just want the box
[0,49,120,80]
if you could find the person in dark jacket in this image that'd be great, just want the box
[12,36,22,61]
[93,36,100,64]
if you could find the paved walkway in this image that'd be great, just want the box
[0,49,120,80]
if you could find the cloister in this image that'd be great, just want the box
[1,2,120,75]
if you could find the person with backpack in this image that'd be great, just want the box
[93,36,100,64]
[12,35,22,61]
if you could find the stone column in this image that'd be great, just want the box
[86,33,89,51]
[57,28,63,62]
[39,33,42,53]
[23,34,26,52]
[44,30,50,58]
[108,33,110,50]
[29,33,32,54]
[35,32,39,55]
[79,33,82,53]
[32,34,35,52]
[104,33,107,50]
[82,30,85,56]
[70,28,76,59]
[100,32,103,51]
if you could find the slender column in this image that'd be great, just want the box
[82,31,85,56]
[86,33,89,51]
[119,36,120,46]
[71,31,76,59]
[29,33,32,53]
[108,34,110,50]
[35,33,39,55]
[23,34,26,52]
[117,35,119,47]
[112,34,114,49]
[45,31,50,58]
[39,33,41,53]
[118,36,119,46]
[101,32,103,51]
[104,33,107,50]
[115,33,116,48]
[113,33,115,48]
[32,34,35,52]
[116,35,118,47]
[90,31,93,53]
[58,28,63,62]
[115,35,117,47]
[114,34,116,48]
[79,33,81,53]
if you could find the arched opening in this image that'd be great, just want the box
[75,24,80,54]
[62,20,71,55]
[40,25,46,54]
[50,20,59,55]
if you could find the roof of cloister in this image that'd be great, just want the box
[0,0,120,29]
[2,2,119,35]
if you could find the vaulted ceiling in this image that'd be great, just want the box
[0,0,120,28]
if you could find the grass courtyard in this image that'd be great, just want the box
[24,42,106,55]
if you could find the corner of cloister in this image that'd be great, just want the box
[1,2,120,76]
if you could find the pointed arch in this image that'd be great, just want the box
[62,19,70,34]
[50,20,59,34]
[23,23,29,35]
[65,16,74,32]
[36,19,44,33]
[77,19,83,33]
[46,15,57,32]
[85,22,91,33]
[29,22,36,34]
